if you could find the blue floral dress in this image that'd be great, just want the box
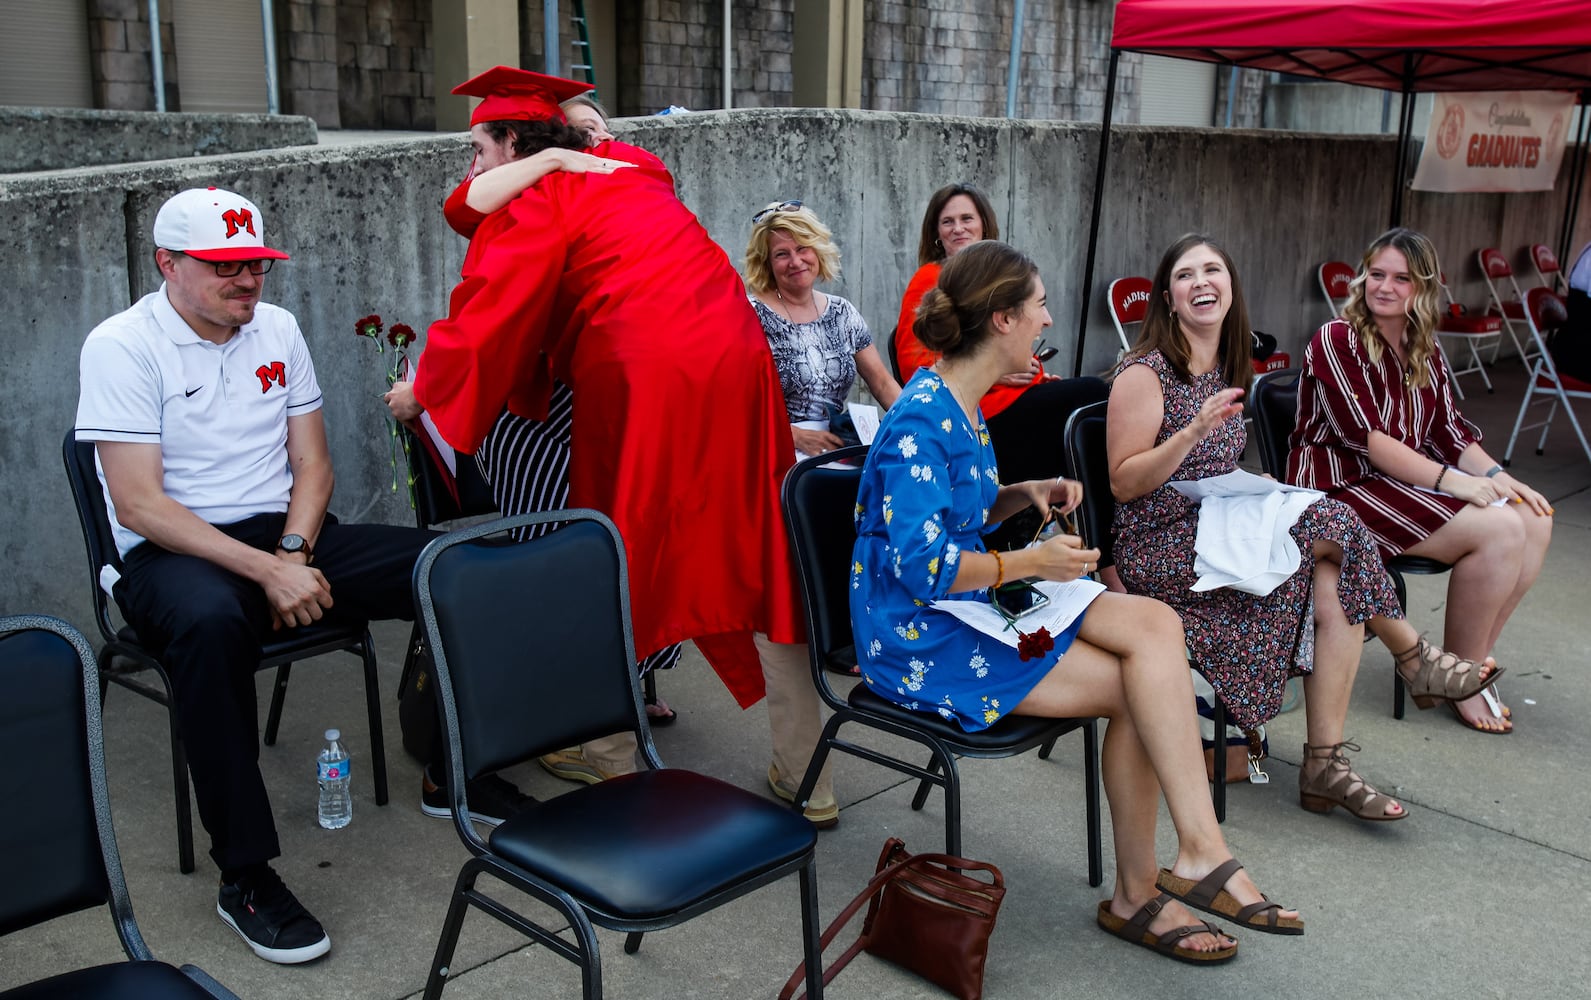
[851,369,1088,732]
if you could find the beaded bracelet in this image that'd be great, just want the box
[992,550,1005,589]
[1434,464,1449,493]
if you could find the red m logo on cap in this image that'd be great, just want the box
[222,208,256,239]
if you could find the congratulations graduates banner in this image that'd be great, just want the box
[1412,91,1576,193]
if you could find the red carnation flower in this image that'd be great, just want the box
[354,313,383,338]
[388,323,414,349]
[1017,626,1055,662]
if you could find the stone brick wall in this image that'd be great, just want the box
[1214,65,1267,129]
[87,0,177,112]
[612,0,791,116]
[330,0,432,129]
[863,0,1138,121]
[602,0,1135,122]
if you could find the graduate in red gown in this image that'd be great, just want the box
[414,68,803,708]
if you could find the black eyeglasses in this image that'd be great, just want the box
[752,199,803,223]
[171,252,273,278]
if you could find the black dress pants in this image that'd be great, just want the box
[115,512,436,872]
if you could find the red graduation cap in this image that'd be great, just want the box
[452,65,593,127]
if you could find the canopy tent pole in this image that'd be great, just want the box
[1557,96,1591,270]
[1389,56,1418,227]
[1074,48,1121,378]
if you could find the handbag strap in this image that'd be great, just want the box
[777,846,1002,1000]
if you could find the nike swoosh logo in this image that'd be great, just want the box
[185,386,204,397]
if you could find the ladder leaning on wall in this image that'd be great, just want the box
[570,1,596,89]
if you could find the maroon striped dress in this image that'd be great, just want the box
[1288,319,1481,556]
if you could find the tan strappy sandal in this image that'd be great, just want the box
[1299,741,1406,822]
[1392,637,1502,709]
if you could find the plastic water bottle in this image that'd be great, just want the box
[317,729,352,830]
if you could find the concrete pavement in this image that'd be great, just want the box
[2,361,1587,999]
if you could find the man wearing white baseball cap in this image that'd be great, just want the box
[75,187,435,965]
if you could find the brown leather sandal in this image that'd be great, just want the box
[1299,741,1406,821]
[1096,894,1238,965]
[1155,859,1304,935]
[1392,637,1501,708]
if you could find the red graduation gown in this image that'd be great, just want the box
[416,147,802,707]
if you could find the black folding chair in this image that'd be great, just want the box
[413,510,822,1000]
[1248,369,1451,719]
[62,430,388,874]
[1063,401,1239,821]
[780,446,1102,885]
[0,614,241,998]
[396,424,668,718]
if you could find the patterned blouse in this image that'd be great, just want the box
[751,294,873,423]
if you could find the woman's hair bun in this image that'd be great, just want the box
[914,287,963,354]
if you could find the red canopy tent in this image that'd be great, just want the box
[1074,0,1591,374]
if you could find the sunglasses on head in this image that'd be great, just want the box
[752,199,803,223]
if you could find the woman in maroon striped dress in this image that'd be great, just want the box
[1290,228,1554,735]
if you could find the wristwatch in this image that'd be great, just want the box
[277,533,313,561]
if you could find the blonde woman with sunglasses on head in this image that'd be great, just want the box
[744,200,900,461]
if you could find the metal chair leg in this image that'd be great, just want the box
[622,931,643,955]
[911,754,939,811]
[359,635,389,805]
[1210,698,1227,824]
[263,663,291,746]
[1037,736,1056,760]
[1082,720,1102,888]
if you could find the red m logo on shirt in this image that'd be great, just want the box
[222,208,256,238]
[255,361,285,393]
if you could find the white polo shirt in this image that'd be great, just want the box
[75,285,324,557]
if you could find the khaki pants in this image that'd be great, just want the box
[581,636,832,803]
[755,632,834,806]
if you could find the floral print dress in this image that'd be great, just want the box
[1111,352,1402,731]
[851,369,1088,732]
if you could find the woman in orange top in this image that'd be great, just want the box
[894,184,1106,539]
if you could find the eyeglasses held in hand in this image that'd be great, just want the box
[1030,505,1078,547]
[752,199,803,223]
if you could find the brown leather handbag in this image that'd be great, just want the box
[779,838,1005,1000]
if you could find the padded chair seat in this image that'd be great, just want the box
[1438,314,1502,334]
[112,620,365,656]
[488,769,816,920]
[846,682,1076,751]
[0,961,219,999]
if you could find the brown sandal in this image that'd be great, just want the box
[1299,741,1406,821]
[1096,895,1238,965]
[1155,859,1304,935]
[1392,637,1500,708]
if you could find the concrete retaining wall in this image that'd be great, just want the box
[2,108,1586,629]
[1,107,318,174]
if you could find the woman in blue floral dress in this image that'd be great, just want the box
[852,240,1304,964]
[1109,234,1493,825]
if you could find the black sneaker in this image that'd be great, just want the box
[216,866,330,964]
[420,767,538,827]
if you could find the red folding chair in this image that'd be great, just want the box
[1477,247,1539,367]
[1107,275,1151,354]
[1503,287,1591,469]
[1317,261,1354,318]
[1529,243,1567,293]
[1436,270,1498,397]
